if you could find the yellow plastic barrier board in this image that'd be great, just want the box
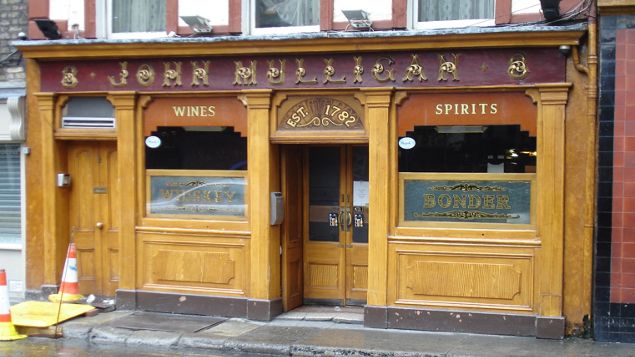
[10,301,95,327]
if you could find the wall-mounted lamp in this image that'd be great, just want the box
[342,10,373,31]
[540,0,561,22]
[34,19,61,40]
[558,45,571,55]
[180,15,213,35]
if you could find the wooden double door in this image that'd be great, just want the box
[283,145,369,309]
[67,141,120,296]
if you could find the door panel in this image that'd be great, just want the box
[69,146,99,294]
[303,145,368,304]
[282,146,303,311]
[304,147,345,301]
[102,146,120,295]
[68,142,119,296]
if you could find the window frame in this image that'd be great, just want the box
[249,0,321,35]
[410,0,496,30]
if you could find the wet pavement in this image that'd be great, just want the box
[3,306,635,356]
[0,337,265,356]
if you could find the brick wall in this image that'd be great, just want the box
[595,15,635,343]
[0,0,28,82]
[612,29,635,305]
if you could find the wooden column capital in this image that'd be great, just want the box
[239,90,272,109]
[107,92,137,110]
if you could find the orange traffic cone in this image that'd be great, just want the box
[48,243,84,303]
[0,269,27,341]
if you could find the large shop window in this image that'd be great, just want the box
[0,144,21,247]
[399,125,536,227]
[397,92,537,228]
[145,126,247,220]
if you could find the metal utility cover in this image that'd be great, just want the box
[109,312,225,332]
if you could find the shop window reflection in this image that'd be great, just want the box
[398,125,536,173]
[145,126,247,170]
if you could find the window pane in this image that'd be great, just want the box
[50,0,85,30]
[112,0,166,33]
[418,0,494,22]
[398,125,536,173]
[178,0,229,27]
[145,126,247,170]
[512,0,541,14]
[333,0,391,22]
[255,0,319,28]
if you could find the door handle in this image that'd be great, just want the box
[96,222,104,230]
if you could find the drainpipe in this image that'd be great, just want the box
[571,0,597,336]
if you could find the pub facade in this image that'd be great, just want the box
[17,0,595,339]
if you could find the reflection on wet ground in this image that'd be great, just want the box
[0,337,267,357]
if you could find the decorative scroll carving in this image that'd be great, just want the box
[233,60,257,85]
[163,61,182,87]
[371,57,395,82]
[108,61,129,87]
[402,54,427,82]
[415,210,520,220]
[8,96,25,140]
[438,54,460,81]
[136,64,156,87]
[281,97,363,130]
[508,54,528,80]
[61,66,79,88]
[191,61,210,86]
[431,183,505,192]
[322,58,346,84]
[353,56,364,83]
[267,59,286,84]
[295,58,318,84]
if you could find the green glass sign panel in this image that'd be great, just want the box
[404,180,531,224]
[149,176,246,217]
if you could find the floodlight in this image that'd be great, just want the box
[34,19,61,40]
[180,16,213,34]
[342,10,372,31]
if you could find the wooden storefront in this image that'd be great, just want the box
[17,28,593,338]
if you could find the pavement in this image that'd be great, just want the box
[54,306,635,357]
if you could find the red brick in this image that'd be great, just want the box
[618,29,627,45]
[623,243,635,258]
[624,213,635,228]
[623,274,635,288]
[611,287,622,303]
[617,212,625,228]
[625,167,635,179]
[625,198,635,212]
[624,182,635,197]
[615,167,624,183]
[611,227,624,244]
[614,197,624,212]
[620,288,635,304]
[616,152,625,167]
[622,258,635,272]
[625,152,635,168]
[623,228,635,243]
[612,258,622,273]
[613,240,623,256]
[615,136,625,152]
[627,29,635,43]
[614,181,624,197]
[617,75,627,92]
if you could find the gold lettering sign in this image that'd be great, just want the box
[281,97,363,130]
[171,105,216,117]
